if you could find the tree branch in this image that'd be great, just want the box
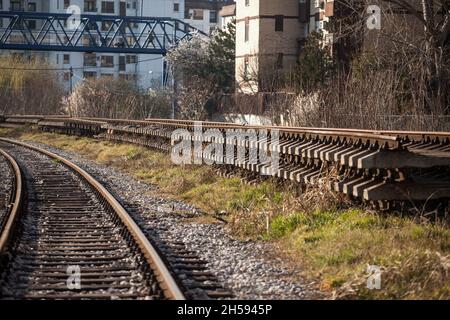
[381,0,427,25]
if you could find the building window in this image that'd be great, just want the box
[11,1,22,11]
[101,21,113,31]
[101,1,115,14]
[100,73,114,80]
[27,2,36,11]
[245,0,250,6]
[315,21,324,31]
[244,56,249,79]
[101,55,114,67]
[82,34,99,46]
[84,53,97,67]
[63,72,71,81]
[63,54,70,64]
[276,53,283,69]
[84,0,96,12]
[127,36,136,46]
[125,1,137,9]
[275,15,284,32]
[0,0,2,10]
[210,10,217,23]
[119,56,126,71]
[27,20,36,29]
[126,73,137,81]
[83,71,97,79]
[193,9,204,20]
[64,0,70,9]
[244,18,249,42]
[126,55,137,64]
[173,3,179,12]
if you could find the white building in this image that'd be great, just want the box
[219,2,235,30]
[183,0,233,34]
[0,0,185,92]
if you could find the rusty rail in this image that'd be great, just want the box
[0,138,185,300]
[0,148,24,255]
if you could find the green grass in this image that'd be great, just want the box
[2,128,449,299]
[269,209,449,299]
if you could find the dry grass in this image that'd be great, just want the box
[3,128,448,299]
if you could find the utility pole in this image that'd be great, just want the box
[69,66,73,95]
[171,65,177,119]
[69,66,73,117]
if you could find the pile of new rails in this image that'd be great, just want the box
[2,114,450,210]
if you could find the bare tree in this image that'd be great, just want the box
[332,0,449,112]
[166,23,236,120]
[381,0,450,110]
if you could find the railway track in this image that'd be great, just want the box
[2,115,450,210]
[0,139,186,300]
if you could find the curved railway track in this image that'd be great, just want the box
[0,148,22,256]
[0,139,185,300]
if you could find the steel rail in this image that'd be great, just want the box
[0,138,185,300]
[4,115,450,139]
[82,116,401,143]
[142,118,450,138]
[4,114,450,147]
[0,148,23,255]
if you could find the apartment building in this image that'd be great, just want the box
[235,0,425,92]
[308,0,426,66]
[235,0,309,92]
[184,0,234,34]
[0,0,185,92]
[233,0,363,92]
[219,2,235,31]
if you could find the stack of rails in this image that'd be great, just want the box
[4,115,450,208]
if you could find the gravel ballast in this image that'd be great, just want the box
[0,152,13,226]
[23,140,319,300]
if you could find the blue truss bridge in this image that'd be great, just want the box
[0,11,205,54]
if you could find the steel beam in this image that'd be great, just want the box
[0,11,205,54]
